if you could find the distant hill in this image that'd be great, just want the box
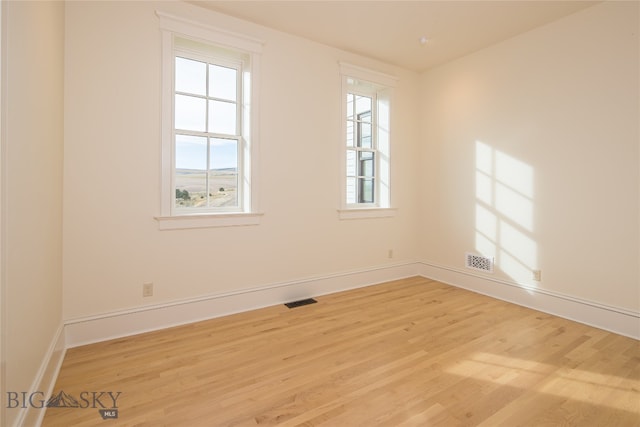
[176,168,237,174]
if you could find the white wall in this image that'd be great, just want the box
[418,2,639,312]
[2,1,65,425]
[62,1,419,321]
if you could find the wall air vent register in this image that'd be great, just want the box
[465,253,494,273]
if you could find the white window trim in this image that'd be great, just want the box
[339,62,397,220]
[337,207,397,220]
[155,11,264,229]
[155,212,264,231]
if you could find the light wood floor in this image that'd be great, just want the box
[42,277,639,426]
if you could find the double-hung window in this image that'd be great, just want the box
[346,91,376,204]
[174,51,241,212]
[156,12,263,230]
[339,63,397,219]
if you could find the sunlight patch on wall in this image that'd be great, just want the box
[475,141,538,284]
[500,220,537,279]
[475,204,497,256]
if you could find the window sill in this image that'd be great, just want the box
[154,212,263,230]
[337,207,397,220]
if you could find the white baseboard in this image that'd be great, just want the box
[64,259,639,349]
[64,262,419,348]
[14,324,65,427]
[417,261,640,340]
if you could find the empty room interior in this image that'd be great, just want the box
[1,0,639,426]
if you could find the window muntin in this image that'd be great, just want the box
[173,50,243,213]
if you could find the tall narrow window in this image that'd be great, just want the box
[340,63,396,218]
[346,93,376,204]
[174,54,241,212]
[157,12,263,229]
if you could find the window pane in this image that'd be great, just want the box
[209,138,238,207]
[175,57,206,96]
[209,138,237,170]
[355,95,372,119]
[209,64,237,102]
[346,121,354,147]
[346,177,356,204]
[175,94,206,132]
[358,122,372,148]
[359,151,375,177]
[346,93,354,119]
[209,100,237,135]
[346,150,356,176]
[359,178,374,203]
[175,135,207,208]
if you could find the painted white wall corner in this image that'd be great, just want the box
[418,261,640,340]
[13,324,66,427]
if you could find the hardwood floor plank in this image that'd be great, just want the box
[42,278,640,426]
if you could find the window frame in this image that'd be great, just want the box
[155,11,264,230]
[339,62,397,220]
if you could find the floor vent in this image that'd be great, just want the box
[465,253,494,273]
[285,298,318,309]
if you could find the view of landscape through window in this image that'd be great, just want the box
[174,56,240,209]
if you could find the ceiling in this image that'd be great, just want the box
[190,1,598,72]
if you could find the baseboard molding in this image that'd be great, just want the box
[13,324,65,427]
[64,259,639,348]
[64,262,419,348]
[417,261,640,340]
